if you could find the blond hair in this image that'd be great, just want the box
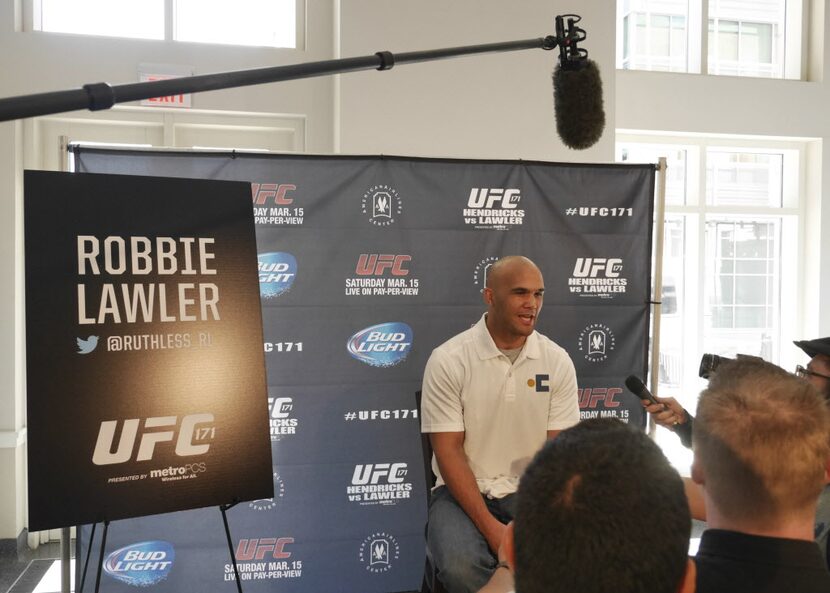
[695,358,830,525]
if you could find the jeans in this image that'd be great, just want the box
[426,485,516,593]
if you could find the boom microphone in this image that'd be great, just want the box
[551,15,605,150]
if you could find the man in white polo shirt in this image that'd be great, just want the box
[421,255,580,593]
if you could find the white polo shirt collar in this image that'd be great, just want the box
[473,313,541,362]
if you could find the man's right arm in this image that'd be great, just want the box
[641,395,694,449]
[431,431,507,553]
[422,348,506,552]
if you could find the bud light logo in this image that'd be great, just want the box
[104,541,174,587]
[347,322,413,367]
[258,252,297,299]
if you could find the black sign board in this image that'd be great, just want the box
[25,170,272,530]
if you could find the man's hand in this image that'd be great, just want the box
[496,524,512,570]
[641,395,687,429]
[431,432,509,555]
[483,519,507,555]
[476,523,515,593]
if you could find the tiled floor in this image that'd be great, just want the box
[1,541,73,593]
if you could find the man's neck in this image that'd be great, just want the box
[484,315,527,350]
[705,500,816,541]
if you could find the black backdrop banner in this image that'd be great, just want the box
[24,170,272,531]
[72,149,655,593]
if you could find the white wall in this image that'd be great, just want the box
[337,0,615,163]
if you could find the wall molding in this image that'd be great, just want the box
[0,428,26,448]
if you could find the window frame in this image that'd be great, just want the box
[616,132,808,474]
[617,132,806,464]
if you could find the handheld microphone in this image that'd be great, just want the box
[624,375,660,407]
[624,375,693,448]
[551,15,605,150]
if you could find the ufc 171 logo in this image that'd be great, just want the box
[467,188,521,209]
[92,413,215,465]
[351,463,408,485]
[573,258,623,278]
[270,397,293,418]
[355,254,411,276]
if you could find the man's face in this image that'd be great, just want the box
[484,263,544,343]
[806,354,830,400]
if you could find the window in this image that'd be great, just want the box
[33,0,298,48]
[706,151,783,206]
[617,0,800,79]
[38,0,164,39]
[708,0,784,77]
[617,135,803,471]
[708,19,778,77]
[621,4,689,72]
[175,0,296,48]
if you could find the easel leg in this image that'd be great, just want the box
[220,503,243,593]
[78,522,98,593]
[94,520,110,593]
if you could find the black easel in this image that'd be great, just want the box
[77,519,110,593]
[77,504,246,593]
[220,501,244,593]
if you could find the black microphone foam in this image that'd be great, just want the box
[552,60,606,150]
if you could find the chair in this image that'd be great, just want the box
[416,390,447,593]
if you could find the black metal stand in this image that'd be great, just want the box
[76,507,244,593]
[77,522,98,593]
[94,520,110,593]
[0,36,558,123]
[220,502,243,593]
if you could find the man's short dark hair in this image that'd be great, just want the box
[514,418,690,593]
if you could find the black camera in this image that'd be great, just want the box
[698,353,763,379]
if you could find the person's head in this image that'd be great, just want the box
[483,256,544,349]
[509,418,693,593]
[794,337,830,400]
[693,357,830,530]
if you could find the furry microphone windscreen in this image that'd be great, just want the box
[552,60,606,150]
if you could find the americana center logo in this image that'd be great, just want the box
[577,323,616,362]
[358,532,400,573]
[361,184,403,226]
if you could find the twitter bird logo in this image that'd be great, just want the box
[77,336,99,354]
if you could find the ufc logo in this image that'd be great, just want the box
[351,463,408,485]
[467,188,521,209]
[355,254,411,276]
[578,388,622,409]
[236,538,294,560]
[251,183,296,205]
[573,258,623,278]
[269,397,293,419]
[92,414,214,465]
